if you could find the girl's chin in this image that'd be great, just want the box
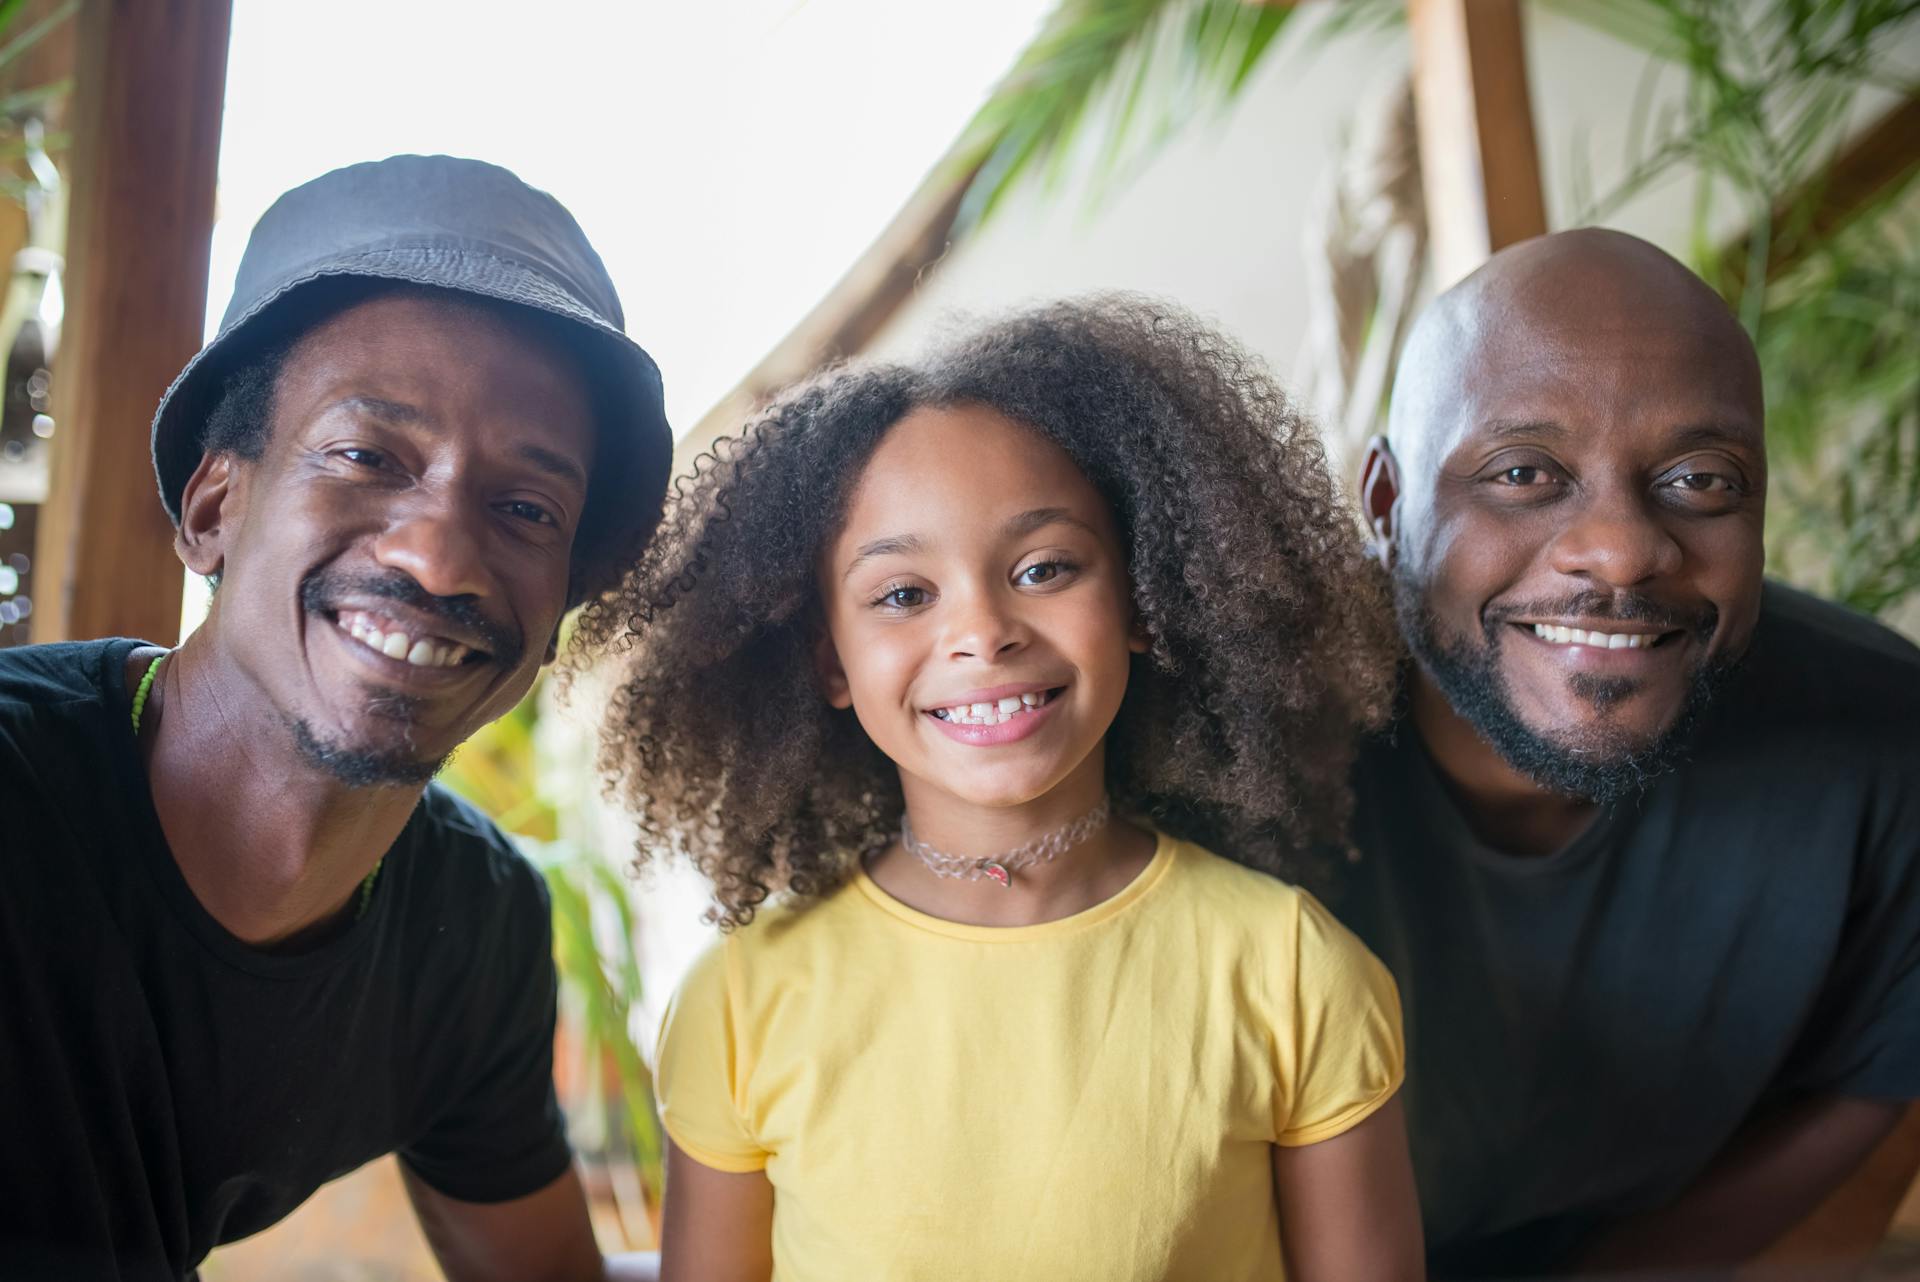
[901,761,1098,816]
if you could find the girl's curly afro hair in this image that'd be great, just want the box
[572,294,1399,927]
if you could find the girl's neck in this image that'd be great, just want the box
[866,753,1158,928]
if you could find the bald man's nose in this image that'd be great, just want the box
[1546,494,1684,587]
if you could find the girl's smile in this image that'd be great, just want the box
[816,403,1145,819]
[923,683,1066,744]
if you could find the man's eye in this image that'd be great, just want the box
[501,500,557,526]
[1495,466,1553,486]
[875,585,926,609]
[339,447,387,469]
[1668,472,1736,494]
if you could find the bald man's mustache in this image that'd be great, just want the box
[1484,591,1718,638]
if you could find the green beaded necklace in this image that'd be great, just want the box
[131,653,382,919]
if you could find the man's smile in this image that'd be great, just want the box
[332,608,477,669]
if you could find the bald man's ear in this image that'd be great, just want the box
[1360,436,1402,572]
[175,452,245,580]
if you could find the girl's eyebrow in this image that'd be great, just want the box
[843,533,928,580]
[1004,506,1094,539]
[843,508,1095,581]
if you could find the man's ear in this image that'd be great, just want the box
[1359,435,1403,572]
[813,629,853,710]
[176,452,243,579]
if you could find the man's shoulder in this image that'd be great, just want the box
[1731,583,1920,736]
[0,638,143,716]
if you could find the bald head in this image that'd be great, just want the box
[1387,229,1763,483]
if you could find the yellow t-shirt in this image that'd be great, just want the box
[654,832,1404,1281]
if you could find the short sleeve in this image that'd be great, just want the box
[1275,891,1406,1147]
[400,858,573,1202]
[1775,769,1920,1102]
[655,938,769,1173]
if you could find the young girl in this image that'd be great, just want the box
[579,296,1421,1281]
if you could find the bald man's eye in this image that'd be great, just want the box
[1495,465,1556,486]
[1667,472,1737,493]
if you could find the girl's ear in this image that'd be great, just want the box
[813,629,854,709]
[1127,610,1151,655]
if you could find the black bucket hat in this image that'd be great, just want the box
[150,153,672,605]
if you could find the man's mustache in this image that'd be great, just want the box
[300,568,525,668]
[1485,590,1719,637]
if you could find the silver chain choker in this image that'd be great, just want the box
[900,796,1113,889]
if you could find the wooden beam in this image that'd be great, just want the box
[33,0,230,643]
[1721,92,1920,289]
[1407,0,1548,290]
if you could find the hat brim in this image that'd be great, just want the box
[151,244,673,605]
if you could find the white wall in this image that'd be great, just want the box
[871,5,1914,393]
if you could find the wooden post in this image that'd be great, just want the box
[33,0,231,643]
[1407,0,1548,290]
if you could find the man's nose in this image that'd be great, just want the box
[1546,488,1684,587]
[370,495,493,601]
[942,586,1029,660]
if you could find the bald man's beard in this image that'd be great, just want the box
[1389,568,1735,805]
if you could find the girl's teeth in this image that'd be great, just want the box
[936,691,1054,725]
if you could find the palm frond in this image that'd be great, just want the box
[952,0,1299,229]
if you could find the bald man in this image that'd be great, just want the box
[1341,229,1920,1277]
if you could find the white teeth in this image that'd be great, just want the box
[334,611,471,669]
[933,690,1055,725]
[1531,624,1655,650]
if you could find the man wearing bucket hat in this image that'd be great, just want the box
[0,156,666,1279]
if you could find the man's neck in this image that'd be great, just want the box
[131,639,424,949]
[1407,672,1599,857]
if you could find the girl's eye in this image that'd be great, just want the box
[875,585,926,610]
[501,500,558,526]
[1017,562,1060,586]
[1015,559,1077,587]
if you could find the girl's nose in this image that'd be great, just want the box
[943,588,1029,661]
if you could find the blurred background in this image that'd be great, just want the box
[0,1,1915,1277]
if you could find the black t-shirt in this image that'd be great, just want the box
[1335,584,1920,1278]
[0,639,572,1280]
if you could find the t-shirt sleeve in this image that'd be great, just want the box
[1274,890,1406,1147]
[654,938,769,1173]
[400,860,574,1202]
[1775,766,1920,1102]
